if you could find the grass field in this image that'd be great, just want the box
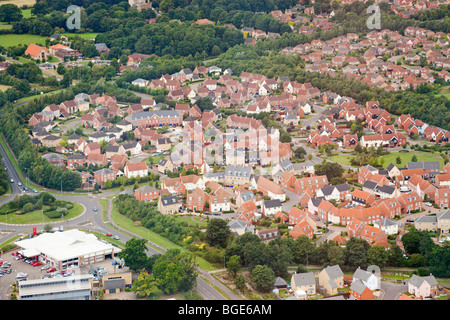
[329,151,445,169]
[0,201,84,224]
[0,34,47,47]
[381,151,444,169]
[0,0,36,7]
[0,24,12,30]
[329,154,355,166]
[0,84,12,92]
[62,32,100,40]
[436,85,450,101]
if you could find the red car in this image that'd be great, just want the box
[106,233,112,237]
[46,267,57,273]
[31,261,42,267]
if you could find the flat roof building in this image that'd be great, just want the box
[14,229,121,271]
[19,274,94,300]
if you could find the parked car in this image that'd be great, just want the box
[41,265,50,270]
[425,202,432,207]
[31,261,42,267]
[406,219,415,223]
[106,233,112,237]
[46,267,57,273]
[93,207,98,211]
[113,235,120,240]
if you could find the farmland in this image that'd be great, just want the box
[0,34,47,47]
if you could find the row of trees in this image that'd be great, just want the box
[118,238,198,298]
[0,103,82,192]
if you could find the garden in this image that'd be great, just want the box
[0,192,84,224]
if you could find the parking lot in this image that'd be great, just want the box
[0,250,130,300]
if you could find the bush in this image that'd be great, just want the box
[22,203,34,213]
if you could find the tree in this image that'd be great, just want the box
[368,245,389,268]
[294,147,306,159]
[396,156,402,165]
[411,154,418,162]
[314,161,344,182]
[205,218,231,248]
[117,238,150,271]
[227,255,242,278]
[344,237,371,269]
[0,4,23,24]
[388,244,407,267]
[152,249,198,294]
[251,264,275,292]
[131,271,163,299]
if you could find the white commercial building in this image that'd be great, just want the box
[14,229,121,271]
[19,274,94,300]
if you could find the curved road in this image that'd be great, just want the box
[0,140,237,300]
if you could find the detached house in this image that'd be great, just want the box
[408,274,439,299]
[318,265,344,295]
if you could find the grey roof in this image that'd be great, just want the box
[94,168,115,175]
[240,191,256,202]
[335,183,350,192]
[323,265,344,280]
[264,199,282,209]
[225,165,251,177]
[280,159,294,171]
[437,209,450,220]
[160,195,179,206]
[377,185,395,195]
[292,272,315,286]
[408,274,438,288]
[310,197,324,207]
[350,279,367,295]
[126,110,181,121]
[320,184,336,196]
[103,279,125,290]
[352,268,373,282]
[407,161,440,171]
[363,180,378,190]
[377,218,397,227]
[42,153,64,160]
[228,219,248,230]
[416,215,438,223]
[274,277,288,288]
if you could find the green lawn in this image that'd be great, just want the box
[381,151,444,169]
[0,34,47,48]
[62,32,100,40]
[436,85,450,101]
[329,154,355,166]
[0,24,12,30]
[110,199,217,271]
[0,84,12,92]
[0,202,84,224]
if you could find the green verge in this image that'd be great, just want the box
[109,198,217,271]
[0,201,84,224]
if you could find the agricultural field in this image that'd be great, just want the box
[0,84,12,92]
[62,32,100,41]
[381,151,445,169]
[436,86,450,101]
[0,34,47,47]
[0,0,36,7]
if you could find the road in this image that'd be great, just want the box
[0,136,236,300]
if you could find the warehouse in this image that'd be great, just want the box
[14,229,121,271]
